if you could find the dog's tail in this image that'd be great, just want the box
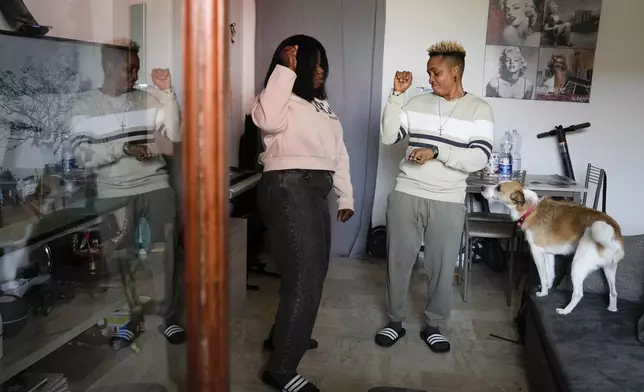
[591,220,624,263]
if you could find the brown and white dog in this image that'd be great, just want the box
[482,181,624,315]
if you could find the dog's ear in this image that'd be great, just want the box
[510,190,526,206]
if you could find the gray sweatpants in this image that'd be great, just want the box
[99,187,182,321]
[385,190,465,327]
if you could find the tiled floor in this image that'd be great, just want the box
[24,256,527,392]
[231,257,528,392]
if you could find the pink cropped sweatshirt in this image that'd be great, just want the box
[251,65,354,211]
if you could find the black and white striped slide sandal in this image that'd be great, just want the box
[162,323,186,344]
[374,322,406,347]
[420,327,450,353]
[261,371,320,392]
[109,320,142,351]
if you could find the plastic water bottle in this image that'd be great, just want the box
[498,131,513,180]
[136,218,151,261]
[510,129,523,174]
[61,133,76,174]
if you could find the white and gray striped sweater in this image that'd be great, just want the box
[68,88,181,198]
[381,91,494,204]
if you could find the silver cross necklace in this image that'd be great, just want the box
[437,96,461,135]
[100,89,131,132]
[116,100,132,132]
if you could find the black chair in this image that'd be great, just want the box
[582,163,607,212]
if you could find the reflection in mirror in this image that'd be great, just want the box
[0,1,188,387]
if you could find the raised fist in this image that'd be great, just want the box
[151,68,172,90]
[280,45,298,71]
[394,71,413,93]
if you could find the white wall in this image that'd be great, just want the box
[2,0,174,85]
[172,0,184,104]
[240,0,256,114]
[228,0,256,165]
[228,0,242,165]
[112,0,175,83]
[373,0,644,236]
[22,0,114,42]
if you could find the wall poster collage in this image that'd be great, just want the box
[484,0,602,103]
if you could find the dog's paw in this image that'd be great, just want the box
[546,278,555,290]
[607,305,618,312]
[556,308,569,315]
[536,289,549,297]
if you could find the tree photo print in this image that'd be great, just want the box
[484,0,603,103]
[0,33,97,172]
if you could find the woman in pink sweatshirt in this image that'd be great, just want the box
[252,34,354,392]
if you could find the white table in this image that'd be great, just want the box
[523,174,588,202]
[467,173,587,203]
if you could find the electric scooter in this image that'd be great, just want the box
[536,122,591,182]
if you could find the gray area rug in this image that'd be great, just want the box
[368,388,427,392]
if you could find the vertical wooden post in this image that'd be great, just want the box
[183,0,229,390]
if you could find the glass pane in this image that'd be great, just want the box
[0,0,188,390]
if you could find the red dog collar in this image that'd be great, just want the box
[516,203,537,228]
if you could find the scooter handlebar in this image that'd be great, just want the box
[570,122,591,131]
[536,122,591,139]
[536,130,555,139]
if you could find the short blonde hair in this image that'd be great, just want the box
[426,40,466,57]
[427,40,466,76]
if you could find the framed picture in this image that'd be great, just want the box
[484,0,602,103]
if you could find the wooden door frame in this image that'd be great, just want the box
[183,0,229,390]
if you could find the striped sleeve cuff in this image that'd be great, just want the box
[393,126,408,144]
[468,139,493,159]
